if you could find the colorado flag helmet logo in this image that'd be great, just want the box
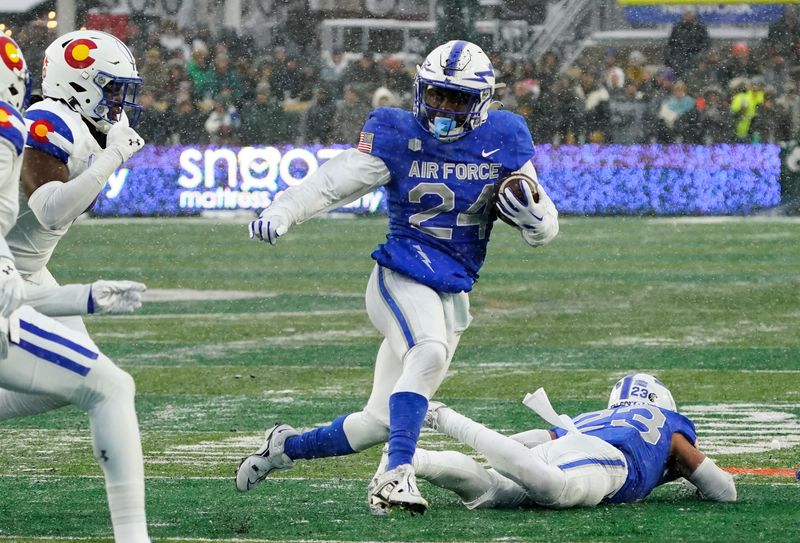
[64,38,97,69]
[0,36,23,71]
[0,106,11,127]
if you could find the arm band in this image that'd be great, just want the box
[27,149,122,230]
[689,457,737,502]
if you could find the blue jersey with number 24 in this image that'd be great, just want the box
[360,107,534,293]
[553,405,697,503]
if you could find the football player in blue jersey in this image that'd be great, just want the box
[405,373,736,510]
[0,36,151,543]
[237,40,559,515]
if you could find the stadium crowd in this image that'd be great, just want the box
[12,8,800,147]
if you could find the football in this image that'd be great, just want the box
[494,172,540,226]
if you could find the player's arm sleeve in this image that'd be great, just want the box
[0,139,20,236]
[267,148,390,225]
[688,457,737,502]
[514,160,560,247]
[23,283,93,316]
[26,148,124,231]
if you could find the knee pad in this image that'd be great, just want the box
[76,356,136,410]
[395,341,448,398]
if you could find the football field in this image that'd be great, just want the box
[0,215,798,542]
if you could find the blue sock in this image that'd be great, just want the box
[283,415,355,460]
[387,391,428,470]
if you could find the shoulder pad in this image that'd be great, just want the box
[359,107,415,157]
[484,110,534,170]
[24,100,78,164]
[0,101,25,156]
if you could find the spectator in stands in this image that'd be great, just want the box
[625,50,648,86]
[730,78,765,141]
[684,48,726,96]
[239,83,292,145]
[697,86,734,144]
[721,42,761,85]
[269,50,309,102]
[207,53,244,104]
[158,19,190,61]
[777,81,800,141]
[380,56,414,99]
[205,98,240,145]
[665,10,710,78]
[319,49,349,96]
[333,85,372,144]
[603,49,625,91]
[137,91,171,145]
[140,48,170,96]
[372,86,400,109]
[575,70,610,143]
[508,80,537,133]
[762,52,790,94]
[657,81,698,142]
[765,6,800,62]
[186,41,212,100]
[171,99,208,144]
[608,81,647,144]
[537,50,560,92]
[342,55,384,97]
[750,87,790,143]
[304,86,338,145]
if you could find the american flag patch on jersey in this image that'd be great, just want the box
[357,131,374,153]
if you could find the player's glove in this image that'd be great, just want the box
[0,257,25,318]
[249,213,290,245]
[498,184,558,246]
[105,114,145,164]
[89,280,147,314]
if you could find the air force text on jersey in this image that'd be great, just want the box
[408,160,501,181]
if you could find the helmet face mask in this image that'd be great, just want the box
[608,373,677,412]
[413,40,495,141]
[0,35,32,111]
[42,30,142,133]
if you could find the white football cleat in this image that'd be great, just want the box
[369,463,428,516]
[235,423,299,492]
[423,400,448,431]
[367,445,390,515]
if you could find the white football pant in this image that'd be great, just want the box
[0,305,149,542]
[342,264,471,450]
[426,406,628,508]
[0,267,88,420]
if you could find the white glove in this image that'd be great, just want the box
[90,280,146,314]
[105,115,145,164]
[496,181,548,230]
[0,257,25,318]
[249,213,289,245]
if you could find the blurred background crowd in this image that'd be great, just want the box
[8,2,800,147]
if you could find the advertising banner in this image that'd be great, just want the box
[91,143,782,217]
[622,4,785,25]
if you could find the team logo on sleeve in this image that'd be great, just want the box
[64,38,97,69]
[357,131,374,153]
[0,36,23,71]
[29,118,54,143]
[0,106,11,128]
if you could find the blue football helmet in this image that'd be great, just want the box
[413,40,495,141]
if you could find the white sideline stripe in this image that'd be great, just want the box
[0,474,363,482]
[0,538,444,543]
[101,309,364,319]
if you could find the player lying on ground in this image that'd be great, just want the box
[237,39,559,515]
[0,36,151,542]
[389,373,736,511]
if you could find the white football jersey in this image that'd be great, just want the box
[0,100,25,236]
[5,98,103,275]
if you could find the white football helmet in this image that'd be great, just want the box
[42,30,142,133]
[0,35,31,111]
[608,373,677,412]
[414,40,495,141]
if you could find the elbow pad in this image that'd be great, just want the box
[689,457,737,502]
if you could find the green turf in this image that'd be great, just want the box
[0,216,798,542]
